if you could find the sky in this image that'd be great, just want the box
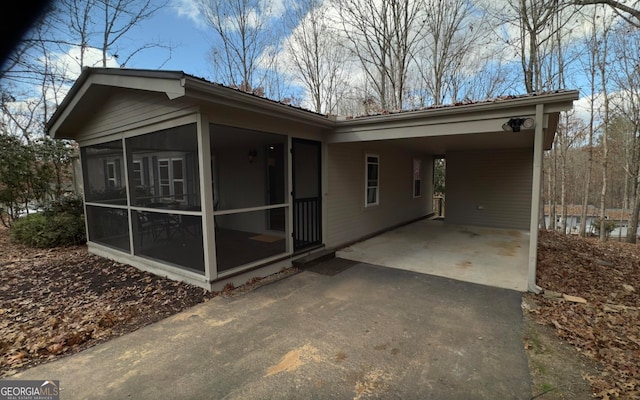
[108,0,213,77]
[6,0,624,123]
[68,0,604,114]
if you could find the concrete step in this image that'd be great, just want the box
[292,248,336,268]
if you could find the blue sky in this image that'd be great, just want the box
[17,0,619,120]
[107,0,600,117]
[121,2,213,77]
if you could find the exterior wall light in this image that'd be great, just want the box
[502,117,536,132]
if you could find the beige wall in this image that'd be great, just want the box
[78,90,196,141]
[325,142,433,248]
[445,148,533,230]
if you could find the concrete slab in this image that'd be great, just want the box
[10,264,531,399]
[336,219,530,291]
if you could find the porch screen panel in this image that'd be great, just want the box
[210,124,289,273]
[210,124,287,211]
[126,124,200,211]
[85,205,130,252]
[214,208,286,272]
[132,210,205,273]
[81,140,127,205]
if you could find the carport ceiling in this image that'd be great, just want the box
[356,130,535,155]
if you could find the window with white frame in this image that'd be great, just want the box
[158,158,185,202]
[366,154,379,206]
[132,160,144,187]
[413,158,422,198]
[106,160,119,188]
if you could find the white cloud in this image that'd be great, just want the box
[39,47,120,120]
[171,0,207,29]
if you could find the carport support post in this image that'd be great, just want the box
[528,104,544,293]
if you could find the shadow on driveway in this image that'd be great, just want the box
[13,261,531,399]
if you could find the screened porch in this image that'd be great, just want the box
[80,121,295,284]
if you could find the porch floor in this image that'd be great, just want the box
[335,218,530,291]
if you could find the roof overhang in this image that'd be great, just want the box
[328,90,579,152]
[46,68,334,139]
[46,68,579,152]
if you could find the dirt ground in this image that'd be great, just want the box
[0,225,298,377]
[524,311,601,399]
[1,226,639,398]
[524,230,640,399]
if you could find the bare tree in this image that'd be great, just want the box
[56,0,168,68]
[610,25,640,242]
[573,0,640,27]
[487,0,578,93]
[556,112,586,233]
[414,0,487,105]
[200,0,278,94]
[284,0,350,114]
[1,0,170,147]
[597,6,613,241]
[333,0,425,111]
[577,10,599,236]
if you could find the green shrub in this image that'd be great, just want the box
[10,195,86,248]
[591,217,617,238]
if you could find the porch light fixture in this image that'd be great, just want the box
[502,117,535,132]
[248,149,257,163]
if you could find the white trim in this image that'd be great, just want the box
[85,202,128,210]
[528,104,545,293]
[197,113,215,281]
[128,206,202,216]
[88,242,210,290]
[217,252,291,278]
[213,203,288,216]
[75,114,198,147]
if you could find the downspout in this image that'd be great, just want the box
[528,103,545,293]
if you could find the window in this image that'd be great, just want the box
[106,161,118,188]
[413,158,422,198]
[158,158,185,202]
[366,154,379,206]
[126,124,200,210]
[81,140,126,205]
[132,160,144,187]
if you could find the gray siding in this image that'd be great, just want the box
[80,90,195,140]
[325,142,432,248]
[446,148,533,230]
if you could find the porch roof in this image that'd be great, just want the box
[46,67,579,152]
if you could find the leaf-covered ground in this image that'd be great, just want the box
[0,226,297,377]
[526,230,640,399]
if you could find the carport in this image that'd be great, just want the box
[327,91,579,292]
[336,218,530,291]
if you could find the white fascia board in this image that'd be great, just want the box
[47,81,93,139]
[47,72,187,138]
[90,74,186,99]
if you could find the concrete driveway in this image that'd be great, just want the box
[12,260,532,399]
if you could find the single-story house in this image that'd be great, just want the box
[545,204,639,237]
[46,67,578,292]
